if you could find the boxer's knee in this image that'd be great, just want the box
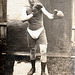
[39,44,47,62]
[40,44,47,54]
[30,47,36,60]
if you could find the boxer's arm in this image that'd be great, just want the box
[41,7,64,19]
[21,7,33,22]
[41,7,54,19]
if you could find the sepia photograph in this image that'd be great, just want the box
[0,0,75,75]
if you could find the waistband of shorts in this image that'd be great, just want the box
[27,26,45,31]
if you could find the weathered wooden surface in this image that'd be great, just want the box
[0,0,7,22]
[0,0,7,74]
[40,0,72,55]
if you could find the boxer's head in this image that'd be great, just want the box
[29,0,35,6]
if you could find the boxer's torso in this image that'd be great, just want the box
[26,6,43,30]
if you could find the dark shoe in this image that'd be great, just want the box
[27,68,35,75]
[41,71,46,75]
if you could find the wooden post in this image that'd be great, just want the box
[0,0,7,22]
[0,0,7,74]
[0,0,7,53]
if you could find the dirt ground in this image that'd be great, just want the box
[13,60,48,75]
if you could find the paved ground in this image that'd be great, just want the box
[13,61,49,75]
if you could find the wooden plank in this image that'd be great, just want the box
[0,0,7,22]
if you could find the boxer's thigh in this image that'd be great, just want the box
[36,29,48,45]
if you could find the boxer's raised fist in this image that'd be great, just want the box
[57,11,64,17]
[53,9,64,19]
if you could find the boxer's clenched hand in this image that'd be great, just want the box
[53,9,64,19]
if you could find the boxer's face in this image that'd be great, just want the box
[29,0,35,6]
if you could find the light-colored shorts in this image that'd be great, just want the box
[27,27,48,47]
